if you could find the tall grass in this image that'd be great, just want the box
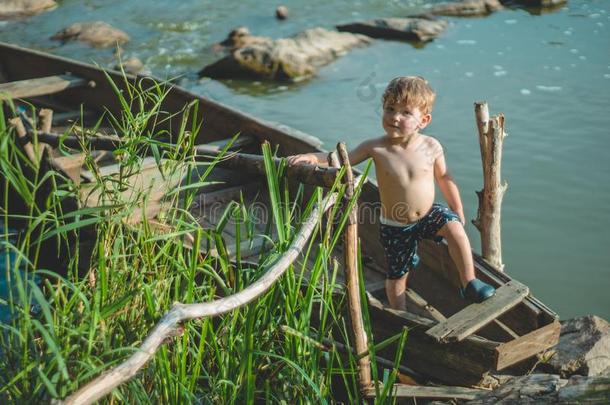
[0,78,404,403]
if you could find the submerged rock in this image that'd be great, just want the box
[275,5,289,20]
[514,0,567,6]
[0,0,56,19]
[51,21,130,48]
[200,27,372,81]
[337,17,448,42]
[213,26,269,52]
[115,57,147,75]
[424,0,503,17]
[539,315,610,378]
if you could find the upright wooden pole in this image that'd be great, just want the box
[336,142,372,390]
[473,102,507,271]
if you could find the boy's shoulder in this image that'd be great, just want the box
[419,134,444,152]
[356,135,387,151]
[419,133,442,146]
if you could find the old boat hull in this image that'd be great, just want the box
[0,41,560,386]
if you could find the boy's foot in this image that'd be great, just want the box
[460,279,496,303]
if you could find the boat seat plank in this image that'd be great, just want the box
[404,289,447,322]
[0,74,88,101]
[426,280,529,343]
[364,384,486,401]
[495,320,561,370]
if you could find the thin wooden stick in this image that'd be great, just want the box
[473,102,507,271]
[337,142,372,390]
[60,191,338,405]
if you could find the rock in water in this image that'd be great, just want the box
[276,5,289,20]
[424,0,503,17]
[51,21,130,48]
[337,17,448,42]
[115,57,146,75]
[0,0,56,19]
[200,27,371,81]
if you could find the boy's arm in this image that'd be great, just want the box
[433,143,466,225]
[286,152,329,166]
[287,139,373,167]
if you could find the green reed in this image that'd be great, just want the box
[0,77,405,404]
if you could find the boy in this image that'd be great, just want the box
[287,76,495,311]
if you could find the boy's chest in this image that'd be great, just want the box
[372,148,434,182]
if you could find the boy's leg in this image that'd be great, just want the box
[385,273,409,311]
[436,221,476,288]
[436,220,495,302]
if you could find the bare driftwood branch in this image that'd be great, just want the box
[60,191,339,405]
[337,142,372,390]
[473,102,507,270]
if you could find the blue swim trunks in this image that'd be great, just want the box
[379,203,461,279]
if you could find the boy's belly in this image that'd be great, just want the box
[378,178,435,224]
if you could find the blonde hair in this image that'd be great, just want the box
[382,76,436,115]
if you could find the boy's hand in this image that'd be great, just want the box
[287,154,318,166]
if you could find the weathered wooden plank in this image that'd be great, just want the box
[366,293,499,386]
[495,320,561,370]
[417,239,546,333]
[52,153,87,184]
[364,384,486,401]
[404,288,447,322]
[0,74,87,100]
[426,280,529,343]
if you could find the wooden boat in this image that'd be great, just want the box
[0,41,560,387]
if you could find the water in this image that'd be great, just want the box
[1,0,609,319]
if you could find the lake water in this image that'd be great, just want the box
[1,0,609,320]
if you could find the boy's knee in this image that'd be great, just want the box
[440,220,465,240]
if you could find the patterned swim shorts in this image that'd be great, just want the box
[379,203,460,279]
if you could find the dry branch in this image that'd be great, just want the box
[473,102,507,270]
[337,142,372,390]
[60,191,339,405]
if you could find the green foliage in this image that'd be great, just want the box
[0,77,406,404]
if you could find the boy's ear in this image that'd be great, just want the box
[419,113,432,129]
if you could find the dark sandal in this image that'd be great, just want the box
[460,279,496,303]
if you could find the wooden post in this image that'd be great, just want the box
[336,142,372,390]
[9,117,39,167]
[473,102,507,271]
[39,108,54,133]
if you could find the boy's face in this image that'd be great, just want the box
[382,102,431,139]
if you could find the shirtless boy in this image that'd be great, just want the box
[287,76,495,310]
